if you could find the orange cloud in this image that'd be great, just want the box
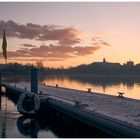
[0,44,100,60]
[0,20,111,63]
[99,40,110,46]
[0,20,80,45]
[20,43,37,48]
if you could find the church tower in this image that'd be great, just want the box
[103,57,106,63]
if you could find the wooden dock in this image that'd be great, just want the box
[1,82,140,137]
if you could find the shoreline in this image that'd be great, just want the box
[4,73,140,76]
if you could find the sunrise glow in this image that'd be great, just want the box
[0,2,140,68]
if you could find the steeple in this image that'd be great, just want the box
[103,57,106,63]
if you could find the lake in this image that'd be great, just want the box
[2,74,140,100]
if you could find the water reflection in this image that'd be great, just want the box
[16,111,111,138]
[68,75,137,88]
[0,95,58,138]
[17,116,40,138]
[2,74,140,100]
[41,75,140,100]
[0,96,7,138]
[16,116,58,138]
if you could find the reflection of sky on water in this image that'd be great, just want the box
[40,75,140,100]
[0,96,22,138]
[2,74,140,100]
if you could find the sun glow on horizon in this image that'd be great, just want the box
[0,3,140,67]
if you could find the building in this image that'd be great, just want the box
[126,60,134,67]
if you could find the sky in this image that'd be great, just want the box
[0,2,140,68]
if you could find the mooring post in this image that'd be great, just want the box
[0,71,1,110]
[31,68,38,94]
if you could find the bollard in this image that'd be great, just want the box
[87,88,92,93]
[24,87,27,91]
[74,101,81,107]
[31,68,38,94]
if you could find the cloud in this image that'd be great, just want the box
[0,20,111,62]
[0,20,81,46]
[9,58,46,62]
[48,58,66,61]
[0,20,41,39]
[94,32,110,36]
[20,43,37,48]
[38,28,81,45]
[0,44,100,60]
[74,46,100,55]
[92,38,110,47]
[99,40,110,46]
[28,45,100,58]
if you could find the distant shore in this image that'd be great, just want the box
[3,73,140,76]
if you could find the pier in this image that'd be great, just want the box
[1,81,140,137]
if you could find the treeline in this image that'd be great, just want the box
[0,63,64,75]
[1,62,140,75]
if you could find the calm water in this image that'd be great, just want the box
[2,74,140,100]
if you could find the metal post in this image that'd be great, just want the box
[0,96,1,110]
[0,71,1,109]
[0,71,1,84]
[31,68,38,94]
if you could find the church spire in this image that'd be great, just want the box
[103,57,106,63]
